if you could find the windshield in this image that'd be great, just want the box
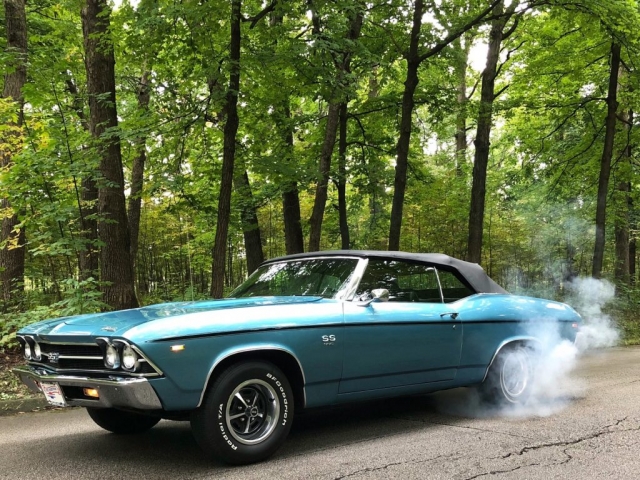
[231,258,359,299]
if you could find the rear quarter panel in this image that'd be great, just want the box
[454,294,581,385]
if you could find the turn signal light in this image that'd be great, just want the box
[83,388,100,398]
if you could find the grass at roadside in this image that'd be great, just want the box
[0,349,38,401]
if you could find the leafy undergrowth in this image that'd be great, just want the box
[0,349,38,401]
[606,295,640,346]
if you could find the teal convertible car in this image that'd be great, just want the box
[14,251,581,464]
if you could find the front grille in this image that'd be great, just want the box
[58,359,105,370]
[30,341,160,376]
[40,344,102,357]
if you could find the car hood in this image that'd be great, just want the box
[19,296,324,338]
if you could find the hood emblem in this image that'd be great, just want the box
[101,326,117,332]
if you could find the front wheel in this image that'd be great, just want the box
[86,407,160,434]
[191,361,294,465]
[480,345,533,405]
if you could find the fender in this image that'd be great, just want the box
[482,336,541,382]
[197,344,307,408]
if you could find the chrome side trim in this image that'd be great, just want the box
[196,346,307,409]
[13,365,162,410]
[481,337,541,382]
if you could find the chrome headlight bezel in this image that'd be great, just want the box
[104,343,121,369]
[121,344,139,371]
[19,336,40,361]
[32,340,42,361]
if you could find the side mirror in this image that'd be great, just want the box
[357,288,390,307]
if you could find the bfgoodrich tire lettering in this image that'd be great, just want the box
[86,407,160,434]
[191,361,294,465]
[480,345,533,405]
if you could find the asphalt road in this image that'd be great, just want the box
[1,347,639,480]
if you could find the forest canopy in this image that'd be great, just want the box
[2,0,640,345]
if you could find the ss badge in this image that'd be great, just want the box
[322,334,336,345]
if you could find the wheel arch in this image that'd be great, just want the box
[197,346,306,411]
[482,336,540,382]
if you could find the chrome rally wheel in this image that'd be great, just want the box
[191,361,294,465]
[226,379,280,445]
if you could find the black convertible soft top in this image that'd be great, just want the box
[264,250,508,295]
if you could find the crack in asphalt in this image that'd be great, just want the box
[390,415,534,439]
[332,453,456,480]
[500,417,629,459]
[461,418,635,480]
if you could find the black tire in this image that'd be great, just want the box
[191,361,294,465]
[480,345,533,405]
[86,407,160,434]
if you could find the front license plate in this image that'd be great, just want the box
[40,382,67,407]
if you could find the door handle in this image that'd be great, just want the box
[440,312,459,320]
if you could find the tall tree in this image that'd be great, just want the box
[467,0,518,264]
[234,168,264,274]
[388,0,500,251]
[307,3,364,252]
[0,0,28,305]
[454,34,473,176]
[82,0,138,309]
[65,76,99,281]
[337,102,350,249]
[280,102,304,255]
[592,42,621,278]
[128,70,151,277]
[210,0,242,298]
[614,109,632,285]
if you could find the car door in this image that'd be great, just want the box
[339,259,462,394]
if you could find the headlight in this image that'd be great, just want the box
[104,344,120,369]
[33,341,42,361]
[24,342,32,360]
[122,344,138,370]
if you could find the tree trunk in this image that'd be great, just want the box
[210,0,242,298]
[65,77,99,281]
[234,169,264,274]
[614,110,632,285]
[592,42,621,279]
[128,70,151,277]
[388,0,423,251]
[337,102,350,249]
[614,180,631,285]
[467,1,510,264]
[388,0,499,251]
[0,0,27,305]
[82,0,138,309]
[307,7,363,252]
[308,103,341,252]
[455,36,471,176]
[79,177,99,280]
[280,101,304,255]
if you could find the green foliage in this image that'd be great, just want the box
[3,0,640,345]
[0,278,107,349]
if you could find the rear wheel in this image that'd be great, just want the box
[191,361,294,465]
[86,407,160,434]
[480,345,533,405]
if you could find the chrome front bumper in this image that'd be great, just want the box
[13,365,163,410]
